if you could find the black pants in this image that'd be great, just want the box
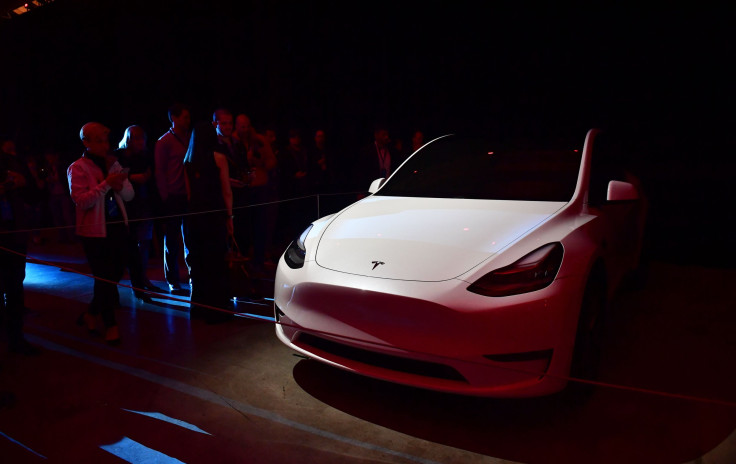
[126,220,152,292]
[184,212,230,318]
[81,223,127,328]
[162,195,188,287]
[0,237,27,346]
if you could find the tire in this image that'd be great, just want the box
[569,270,607,394]
[624,250,650,291]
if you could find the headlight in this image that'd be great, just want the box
[467,243,564,297]
[284,224,313,269]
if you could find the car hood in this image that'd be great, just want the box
[315,196,566,281]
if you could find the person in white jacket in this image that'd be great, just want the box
[68,122,134,345]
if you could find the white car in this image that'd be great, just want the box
[274,129,646,397]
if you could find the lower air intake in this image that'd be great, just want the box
[298,333,468,383]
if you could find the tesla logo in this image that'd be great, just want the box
[371,261,385,270]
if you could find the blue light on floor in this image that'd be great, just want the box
[149,292,191,308]
[100,436,186,463]
[24,263,47,286]
[0,430,48,459]
[24,262,90,287]
[232,297,271,306]
[121,409,211,435]
[235,312,276,322]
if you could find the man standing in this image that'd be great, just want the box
[68,123,133,345]
[356,124,393,190]
[309,129,331,193]
[234,114,277,275]
[276,129,311,246]
[234,113,276,188]
[212,108,249,254]
[212,108,237,165]
[411,130,425,153]
[155,104,191,296]
[0,135,39,355]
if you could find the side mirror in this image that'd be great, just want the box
[607,180,639,202]
[368,178,385,194]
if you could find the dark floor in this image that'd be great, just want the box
[1,234,735,464]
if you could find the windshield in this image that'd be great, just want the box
[375,135,582,201]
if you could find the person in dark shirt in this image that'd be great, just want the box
[184,122,234,323]
[0,135,40,355]
[116,125,161,301]
[214,108,249,255]
[275,128,313,248]
[213,109,236,158]
[278,129,310,199]
[411,129,425,154]
[40,148,75,244]
[355,124,394,193]
[308,129,332,194]
[234,114,277,276]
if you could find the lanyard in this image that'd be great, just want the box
[169,128,188,148]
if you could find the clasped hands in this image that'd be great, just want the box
[106,171,128,191]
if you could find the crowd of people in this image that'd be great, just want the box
[0,104,428,348]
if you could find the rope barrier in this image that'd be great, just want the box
[1,193,735,408]
[0,191,365,236]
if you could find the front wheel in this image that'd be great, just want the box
[569,272,607,393]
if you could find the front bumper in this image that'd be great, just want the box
[274,261,585,397]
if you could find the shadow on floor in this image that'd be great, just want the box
[291,262,736,463]
[293,359,735,464]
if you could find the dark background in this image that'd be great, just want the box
[1,0,734,265]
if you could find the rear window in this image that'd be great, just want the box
[375,136,582,201]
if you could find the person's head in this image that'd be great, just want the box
[168,103,191,132]
[185,121,218,167]
[411,130,425,151]
[235,114,253,141]
[288,129,302,148]
[118,125,147,153]
[80,122,110,158]
[212,108,234,138]
[43,148,60,165]
[314,129,326,149]
[264,128,277,147]
[0,136,16,156]
[373,125,390,149]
